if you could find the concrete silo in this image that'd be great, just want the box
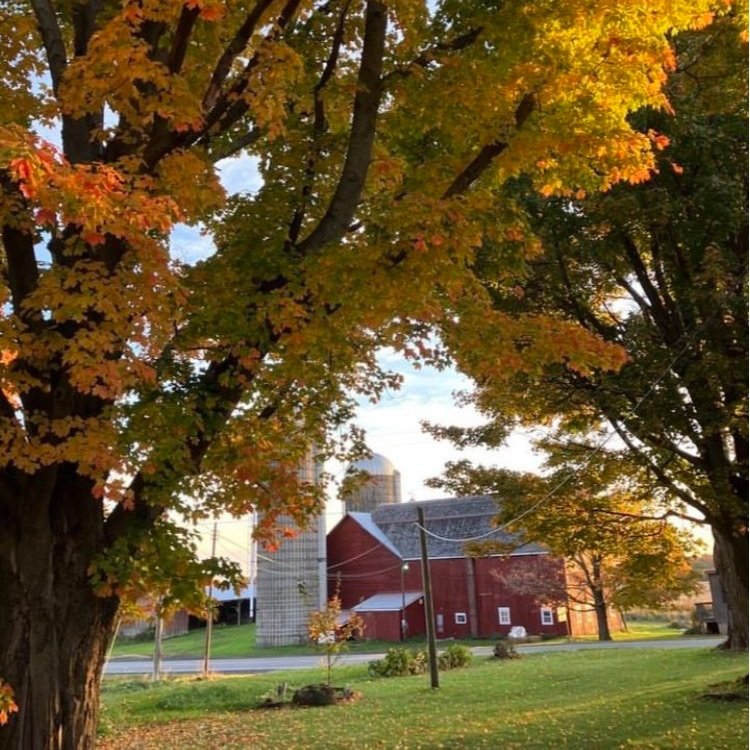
[255,452,327,647]
[343,453,402,513]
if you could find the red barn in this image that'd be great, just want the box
[327,496,601,641]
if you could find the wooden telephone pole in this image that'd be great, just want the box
[202,521,218,678]
[417,506,439,688]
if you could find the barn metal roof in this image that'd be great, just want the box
[352,591,424,612]
[366,496,546,560]
[347,511,403,559]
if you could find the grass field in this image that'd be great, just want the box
[99,646,748,749]
[108,620,702,660]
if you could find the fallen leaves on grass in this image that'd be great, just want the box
[98,714,265,750]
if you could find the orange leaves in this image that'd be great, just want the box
[0,679,18,727]
[9,157,35,197]
[183,0,224,21]
[689,11,715,30]
[82,231,106,247]
[184,0,226,22]
[411,234,428,253]
[1,126,183,248]
[648,130,671,151]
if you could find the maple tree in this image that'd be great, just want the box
[0,0,730,747]
[430,14,748,649]
[439,464,700,641]
[307,593,364,685]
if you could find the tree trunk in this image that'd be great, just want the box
[589,557,612,642]
[712,523,749,651]
[592,587,612,641]
[0,473,119,750]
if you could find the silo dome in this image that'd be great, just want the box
[351,453,397,476]
[343,452,402,513]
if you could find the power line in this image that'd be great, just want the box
[414,315,716,545]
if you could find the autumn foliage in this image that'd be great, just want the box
[0,0,737,747]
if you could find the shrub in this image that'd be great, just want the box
[437,644,473,671]
[369,645,472,677]
[368,648,428,678]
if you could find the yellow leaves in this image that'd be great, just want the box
[445,304,628,393]
[156,150,225,219]
[239,40,304,140]
[60,3,214,136]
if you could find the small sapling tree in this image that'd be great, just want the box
[308,595,364,687]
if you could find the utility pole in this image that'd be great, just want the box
[400,561,410,641]
[152,603,163,682]
[417,506,439,689]
[202,520,218,678]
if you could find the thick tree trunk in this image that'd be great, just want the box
[589,556,612,641]
[0,472,119,750]
[592,587,612,642]
[712,524,748,651]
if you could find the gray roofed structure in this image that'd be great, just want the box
[347,511,403,559]
[368,496,546,560]
[352,591,424,612]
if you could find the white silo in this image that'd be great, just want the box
[255,451,327,647]
[343,452,402,513]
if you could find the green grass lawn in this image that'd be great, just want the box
[109,623,428,659]
[99,647,748,749]
[109,620,702,660]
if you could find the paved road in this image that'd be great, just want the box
[104,636,725,676]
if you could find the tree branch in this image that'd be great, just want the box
[607,417,710,516]
[296,0,388,253]
[103,355,248,544]
[288,0,351,244]
[1,189,41,328]
[553,244,613,339]
[29,0,68,94]
[167,5,202,74]
[442,93,536,198]
[202,0,277,111]
[591,505,707,526]
[209,128,263,163]
[200,0,303,144]
[382,26,482,84]
[619,231,682,342]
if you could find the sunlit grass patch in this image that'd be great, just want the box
[100,648,747,750]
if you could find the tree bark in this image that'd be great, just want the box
[590,559,612,642]
[592,589,612,642]
[712,523,749,651]
[0,473,118,750]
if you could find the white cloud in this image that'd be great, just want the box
[325,355,541,527]
[217,154,263,195]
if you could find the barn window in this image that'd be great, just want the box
[498,607,511,625]
[541,607,554,625]
[455,612,467,625]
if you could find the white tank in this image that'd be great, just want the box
[343,452,402,513]
[255,450,327,647]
